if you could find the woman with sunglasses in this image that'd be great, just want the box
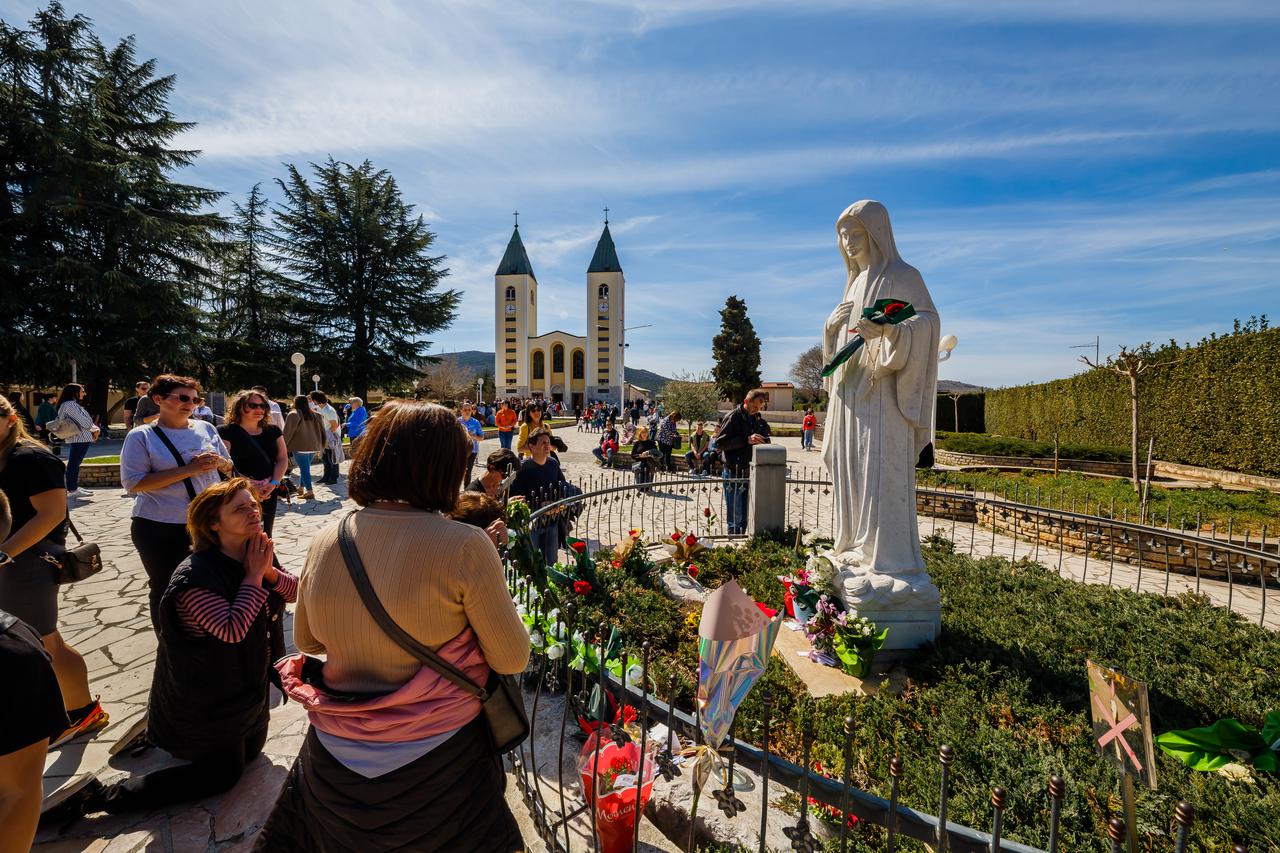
[120,375,232,630]
[514,403,545,458]
[218,391,287,535]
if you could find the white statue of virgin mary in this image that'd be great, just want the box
[821,200,941,648]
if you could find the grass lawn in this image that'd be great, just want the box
[918,468,1280,534]
[83,455,120,464]
[573,536,1278,850]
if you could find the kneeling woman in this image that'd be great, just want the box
[51,479,296,818]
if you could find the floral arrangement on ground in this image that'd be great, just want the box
[506,516,1279,850]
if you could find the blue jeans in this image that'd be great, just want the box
[294,452,315,490]
[723,466,748,535]
[65,442,92,490]
[802,429,814,449]
[532,520,560,566]
[498,431,513,450]
[592,446,613,465]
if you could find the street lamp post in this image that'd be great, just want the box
[619,324,652,414]
[290,352,305,397]
[312,374,321,392]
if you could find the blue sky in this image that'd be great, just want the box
[11,0,1279,387]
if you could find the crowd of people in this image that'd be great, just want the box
[0,377,788,851]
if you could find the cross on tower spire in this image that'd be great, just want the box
[603,206,609,225]
[513,210,519,229]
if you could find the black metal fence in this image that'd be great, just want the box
[503,581,1219,853]
[506,475,1261,852]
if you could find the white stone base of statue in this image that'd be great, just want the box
[826,550,941,652]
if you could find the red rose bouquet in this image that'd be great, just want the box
[821,298,918,378]
[578,731,659,853]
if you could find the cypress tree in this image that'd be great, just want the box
[271,158,459,400]
[711,295,762,404]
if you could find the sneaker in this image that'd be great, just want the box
[40,775,106,825]
[72,487,94,499]
[300,490,315,500]
[51,699,109,748]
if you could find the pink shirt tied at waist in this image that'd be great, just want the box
[275,626,490,743]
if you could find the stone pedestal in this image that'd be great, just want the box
[746,444,788,536]
[851,606,940,653]
[833,559,940,652]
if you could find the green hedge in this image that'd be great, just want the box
[985,325,1280,476]
[934,431,1130,462]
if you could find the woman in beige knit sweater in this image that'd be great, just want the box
[282,395,325,500]
[259,402,529,852]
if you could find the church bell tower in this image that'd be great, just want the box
[586,215,624,402]
[495,221,537,397]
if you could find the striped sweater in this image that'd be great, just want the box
[176,570,298,642]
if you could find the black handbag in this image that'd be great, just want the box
[336,511,529,753]
[45,516,103,585]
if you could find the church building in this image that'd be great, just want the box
[494,219,625,408]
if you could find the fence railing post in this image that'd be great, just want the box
[747,444,789,536]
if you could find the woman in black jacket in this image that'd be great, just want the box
[45,478,297,821]
[630,424,660,490]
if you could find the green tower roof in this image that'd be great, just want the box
[496,227,535,279]
[587,224,622,273]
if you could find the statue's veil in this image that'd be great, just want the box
[835,200,936,316]
[832,200,939,441]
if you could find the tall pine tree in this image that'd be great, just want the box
[271,158,458,400]
[205,184,300,393]
[1,4,94,381]
[1,4,224,420]
[711,295,762,404]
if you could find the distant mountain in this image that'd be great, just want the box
[432,350,673,395]
[435,350,494,376]
[937,380,983,393]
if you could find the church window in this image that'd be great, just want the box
[598,283,609,299]
[572,350,584,379]
[532,351,545,379]
[552,345,564,373]
[505,286,516,300]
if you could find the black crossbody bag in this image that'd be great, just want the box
[149,424,200,501]
[336,511,529,754]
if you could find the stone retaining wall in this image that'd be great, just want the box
[934,449,1131,477]
[78,464,121,488]
[916,491,1277,582]
[916,489,977,522]
[1153,460,1280,493]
